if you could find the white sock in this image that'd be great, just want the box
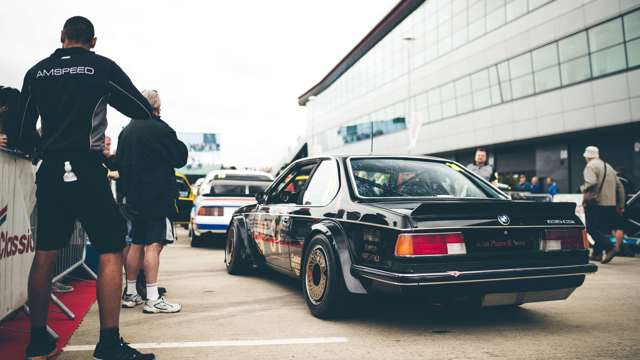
[147,283,159,301]
[126,280,137,296]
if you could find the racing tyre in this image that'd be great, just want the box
[190,231,204,248]
[301,234,348,319]
[225,220,251,275]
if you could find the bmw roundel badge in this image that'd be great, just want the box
[497,214,510,226]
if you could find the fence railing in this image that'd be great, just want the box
[0,147,96,338]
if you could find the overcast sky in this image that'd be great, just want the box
[0,0,397,168]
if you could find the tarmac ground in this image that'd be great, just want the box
[61,229,640,359]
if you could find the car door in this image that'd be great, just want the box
[252,161,318,272]
[286,159,341,277]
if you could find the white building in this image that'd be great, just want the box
[298,0,640,192]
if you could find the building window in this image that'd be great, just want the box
[558,32,590,85]
[560,56,590,85]
[471,69,491,109]
[559,32,588,62]
[533,43,561,92]
[511,74,534,99]
[589,18,624,52]
[534,66,561,92]
[624,11,640,40]
[627,38,640,67]
[487,2,506,32]
[497,61,512,101]
[506,0,527,22]
[591,44,627,76]
[455,77,473,113]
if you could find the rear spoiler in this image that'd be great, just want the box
[410,200,577,219]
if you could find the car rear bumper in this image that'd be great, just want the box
[352,263,597,305]
[352,263,597,287]
[194,223,228,234]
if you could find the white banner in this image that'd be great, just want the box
[0,150,36,322]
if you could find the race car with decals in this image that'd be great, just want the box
[189,170,273,247]
[224,156,597,318]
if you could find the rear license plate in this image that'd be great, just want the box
[475,239,528,250]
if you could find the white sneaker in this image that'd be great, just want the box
[121,293,144,308]
[143,296,182,314]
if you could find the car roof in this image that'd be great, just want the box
[288,154,450,166]
[204,169,274,181]
[208,179,272,185]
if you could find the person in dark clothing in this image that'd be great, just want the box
[546,176,558,197]
[0,86,21,149]
[15,17,155,360]
[513,174,532,191]
[117,89,188,314]
[530,176,543,193]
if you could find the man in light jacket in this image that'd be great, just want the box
[580,146,625,264]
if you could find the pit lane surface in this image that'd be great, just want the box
[62,229,640,359]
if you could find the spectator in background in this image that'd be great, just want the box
[530,176,542,193]
[467,148,494,182]
[513,174,532,192]
[580,146,625,264]
[546,176,558,197]
[0,86,21,149]
[117,90,188,314]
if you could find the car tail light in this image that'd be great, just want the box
[395,233,466,256]
[198,206,224,216]
[540,229,585,251]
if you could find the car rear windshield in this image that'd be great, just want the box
[248,184,268,196]
[349,158,496,199]
[209,184,247,196]
[206,182,270,197]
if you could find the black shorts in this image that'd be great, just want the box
[36,153,126,254]
[130,217,174,246]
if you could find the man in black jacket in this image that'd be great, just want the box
[116,89,188,314]
[16,16,155,360]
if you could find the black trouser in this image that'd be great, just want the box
[585,205,615,254]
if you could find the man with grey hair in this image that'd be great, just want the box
[580,145,625,264]
[116,89,188,314]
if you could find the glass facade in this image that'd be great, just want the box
[318,102,408,151]
[311,3,640,152]
[411,8,640,125]
[310,0,554,122]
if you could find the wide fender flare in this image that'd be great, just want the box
[310,221,367,295]
[231,215,257,262]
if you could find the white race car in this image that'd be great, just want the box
[190,170,273,247]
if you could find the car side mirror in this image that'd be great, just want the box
[256,191,267,204]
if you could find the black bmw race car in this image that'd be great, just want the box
[225,155,597,318]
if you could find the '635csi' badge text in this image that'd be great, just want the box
[546,219,577,224]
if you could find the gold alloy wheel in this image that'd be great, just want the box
[305,245,328,305]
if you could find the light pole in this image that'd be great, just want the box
[307,95,317,156]
[402,35,416,154]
